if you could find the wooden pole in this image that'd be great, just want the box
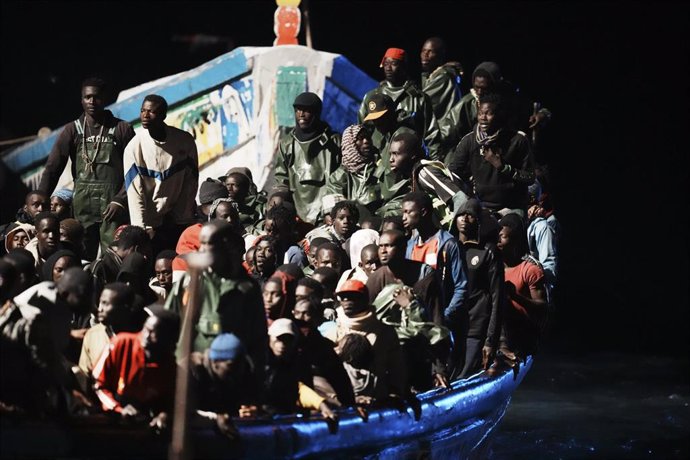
[303,0,313,48]
[169,252,212,460]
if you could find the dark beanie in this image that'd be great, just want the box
[472,61,502,85]
[456,198,482,218]
[293,92,322,114]
[41,249,78,282]
[198,178,228,205]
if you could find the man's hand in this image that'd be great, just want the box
[149,411,169,433]
[70,328,88,340]
[529,112,547,129]
[216,413,240,440]
[238,405,258,418]
[393,286,415,308]
[433,373,451,389]
[482,346,495,370]
[102,202,124,223]
[120,404,139,418]
[483,147,503,169]
[319,401,338,422]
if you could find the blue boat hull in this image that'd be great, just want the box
[0,357,531,459]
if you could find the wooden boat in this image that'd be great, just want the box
[1,357,531,459]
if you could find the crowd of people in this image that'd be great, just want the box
[0,37,559,439]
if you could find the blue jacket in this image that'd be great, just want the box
[406,229,468,324]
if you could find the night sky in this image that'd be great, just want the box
[1,1,688,353]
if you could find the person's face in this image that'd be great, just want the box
[245,248,256,269]
[316,249,340,272]
[81,86,104,118]
[36,218,60,257]
[224,177,247,201]
[97,288,122,325]
[263,280,284,318]
[420,40,442,73]
[140,100,165,130]
[214,202,237,226]
[50,197,69,219]
[269,334,295,358]
[382,57,405,85]
[360,249,380,276]
[255,240,277,272]
[338,292,368,317]
[473,76,492,98]
[307,244,320,266]
[355,133,372,156]
[211,359,235,382]
[198,227,214,253]
[155,258,173,291]
[141,316,161,358]
[477,102,498,134]
[497,226,513,253]
[294,106,316,130]
[378,233,400,266]
[333,208,355,238]
[9,230,30,250]
[456,213,479,237]
[24,193,47,218]
[52,255,77,283]
[390,140,414,173]
[295,284,315,303]
[402,201,424,231]
[292,299,314,326]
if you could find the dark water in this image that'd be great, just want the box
[489,352,690,459]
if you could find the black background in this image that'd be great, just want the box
[1,1,688,354]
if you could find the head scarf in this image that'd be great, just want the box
[341,124,375,174]
[51,188,74,204]
[41,249,78,282]
[208,198,238,221]
[3,222,34,253]
[347,229,379,268]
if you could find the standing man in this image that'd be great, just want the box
[274,92,341,225]
[39,78,135,260]
[124,95,199,255]
[402,192,468,332]
[420,37,463,135]
[359,48,442,161]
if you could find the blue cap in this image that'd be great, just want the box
[209,333,244,361]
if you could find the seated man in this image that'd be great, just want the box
[263,204,308,268]
[79,282,135,375]
[314,243,346,275]
[188,333,261,421]
[323,280,407,402]
[306,200,359,247]
[263,318,337,420]
[24,212,61,270]
[292,297,355,407]
[149,250,176,302]
[93,305,179,430]
[219,169,262,229]
[366,230,433,303]
[445,93,535,216]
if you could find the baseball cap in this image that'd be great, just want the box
[268,318,298,338]
[363,93,395,122]
[336,279,368,297]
